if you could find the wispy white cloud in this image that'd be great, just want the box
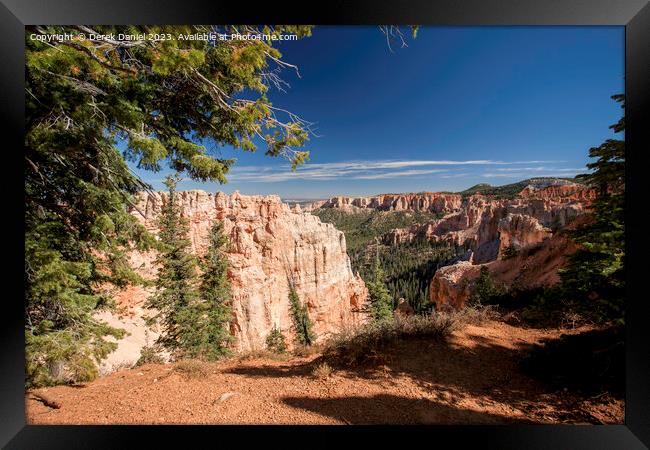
[354,169,448,180]
[228,159,569,183]
[482,169,589,178]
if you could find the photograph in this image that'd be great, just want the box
[24,24,626,425]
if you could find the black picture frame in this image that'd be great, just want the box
[2,0,648,448]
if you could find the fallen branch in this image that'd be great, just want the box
[32,392,61,409]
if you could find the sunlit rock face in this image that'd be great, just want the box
[424,182,595,310]
[102,190,368,365]
[306,192,462,214]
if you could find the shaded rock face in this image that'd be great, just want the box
[110,190,368,357]
[425,183,595,310]
[308,192,462,214]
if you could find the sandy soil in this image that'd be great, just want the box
[25,320,623,425]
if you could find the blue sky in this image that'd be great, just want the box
[131,26,624,199]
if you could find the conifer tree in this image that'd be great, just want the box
[25,25,313,385]
[266,325,287,354]
[365,242,394,323]
[558,94,625,323]
[288,284,316,347]
[146,174,200,354]
[188,219,234,359]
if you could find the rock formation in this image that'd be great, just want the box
[307,192,462,214]
[427,183,594,310]
[99,191,368,368]
[385,183,592,262]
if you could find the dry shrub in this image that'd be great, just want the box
[323,312,460,365]
[455,304,500,325]
[173,359,209,379]
[236,348,290,362]
[312,362,333,379]
[293,344,322,357]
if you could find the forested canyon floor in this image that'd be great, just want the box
[26,319,622,425]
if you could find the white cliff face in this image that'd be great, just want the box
[112,190,368,356]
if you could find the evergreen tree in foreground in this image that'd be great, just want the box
[190,218,234,359]
[557,94,625,323]
[25,25,313,386]
[146,174,200,355]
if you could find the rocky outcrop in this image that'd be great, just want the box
[429,262,482,310]
[383,182,592,262]
[430,217,584,310]
[308,192,462,214]
[101,191,368,365]
[420,182,595,310]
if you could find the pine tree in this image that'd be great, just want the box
[365,243,394,323]
[288,284,316,347]
[471,266,500,305]
[25,25,313,385]
[146,174,200,355]
[558,94,625,323]
[188,219,234,360]
[266,325,287,354]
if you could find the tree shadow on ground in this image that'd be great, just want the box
[224,330,617,424]
[281,394,534,425]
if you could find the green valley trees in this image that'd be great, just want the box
[25,25,312,385]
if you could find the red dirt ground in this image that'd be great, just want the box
[25,320,623,425]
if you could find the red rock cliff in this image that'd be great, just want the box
[110,190,368,358]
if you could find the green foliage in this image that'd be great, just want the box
[265,326,287,354]
[556,95,625,323]
[357,240,466,314]
[146,174,200,354]
[25,25,312,385]
[135,345,164,367]
[364,252,394,323]
[501,244,519,259]
[192,218,234,359]
[288,286,316,346]
[471,266,504,305]
[313,208,441,253]
[147,175,233,360]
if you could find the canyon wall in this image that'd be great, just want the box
[424,183,595,310]
[385,184,591,261]
[307,192,462,214]
[99,191,368,369]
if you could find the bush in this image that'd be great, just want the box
[135,345,164,367]
[173,359,209,379]
[288,287,316,346]
[323,312,459,365]
[312,362,333,379]
[501,244,519,259]
[470,266,505,305]
[454,304,500,325]
[266,326,287,354]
